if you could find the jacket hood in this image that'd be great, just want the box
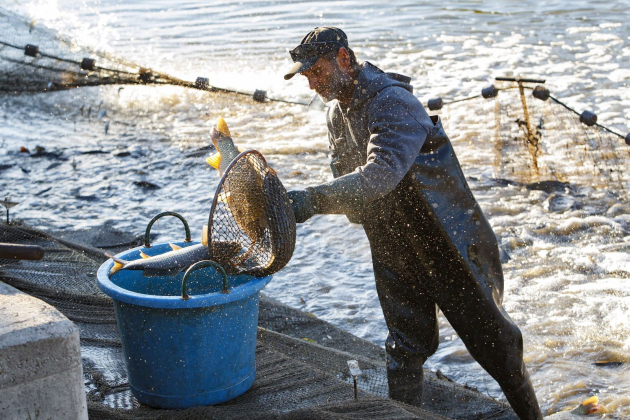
[349,62,413,110]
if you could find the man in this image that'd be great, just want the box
[284,27,543,420]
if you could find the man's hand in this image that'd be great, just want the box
[287,190,316,223]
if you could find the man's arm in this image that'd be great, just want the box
[288,103,362,223]
[303,87,434,213]
[289,87,433,222]
[355,86,434,202]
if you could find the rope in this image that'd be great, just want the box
[442,94,481,106]
[437,87,521,107]
[1,34,626,136]
[0,38,309,105]
[0,53,85,77]
[548,95,626,140]
[435,85,627,143]
[0,40,138,75]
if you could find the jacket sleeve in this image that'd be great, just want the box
[355,87,434,202]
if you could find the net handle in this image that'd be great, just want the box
[207,149,268,249]
[144,211,192,248]
[181,260,229,300]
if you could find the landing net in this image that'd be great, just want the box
[208,150,296,276]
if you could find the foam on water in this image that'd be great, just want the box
[1,1,629,417]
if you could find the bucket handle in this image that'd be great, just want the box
[181,260,229,300]
[144,211,192,248]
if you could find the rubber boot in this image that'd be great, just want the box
[501,368,543,420]
[386,336,426,408]
[387,366,424,407]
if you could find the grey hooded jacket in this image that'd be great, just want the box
[327,62,435,201]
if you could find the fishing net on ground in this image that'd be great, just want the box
[0,222,518,419]
[208,150,296,276]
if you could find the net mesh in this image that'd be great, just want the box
[440,83,630,201]
[0,222,517,419]
[209,150,296,276]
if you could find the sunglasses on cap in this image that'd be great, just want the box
[290,41,344,62]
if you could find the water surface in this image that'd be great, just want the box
[1,1,629,417]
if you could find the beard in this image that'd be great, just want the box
[317,60,353,103]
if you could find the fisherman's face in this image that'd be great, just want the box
[302,52,351,103]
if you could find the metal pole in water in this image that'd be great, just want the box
[495,77,545,171]
[518,82,534,146]
[517,81,539,172]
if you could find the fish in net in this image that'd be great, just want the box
[105,146,296,278]
[208,149,296,276]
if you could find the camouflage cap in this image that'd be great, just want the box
[284,27,349,80]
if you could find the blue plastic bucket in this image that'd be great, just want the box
[96,241,271,409]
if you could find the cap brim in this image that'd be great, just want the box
[284,56,319,80]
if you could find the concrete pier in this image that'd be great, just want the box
[0,281,88,420]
